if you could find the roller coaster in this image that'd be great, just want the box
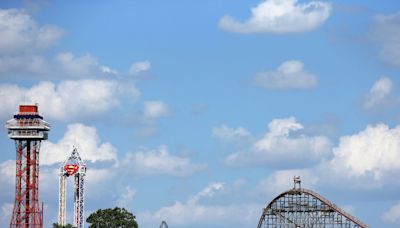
[257,176,367,228]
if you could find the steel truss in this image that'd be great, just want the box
[257,177,367,228]
[58,148,86,228]
[159,221,169,228]
[6,104,50,228]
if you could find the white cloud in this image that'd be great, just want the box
[191,182,224,202]
[0,203,13,226]
[0,160,15,205]
[363,77,393,109]
[383,202,400,224]
[329,123,400,181]
[280,122,400,190]
[100,66,118,75]
[41,123,118,165]
[0,79,139,121]
[225,117,331,167]
[129,60,151,76]
[138,182,261,227]
[0,9,120,80]
[252,60,318,89]
[38,167,59,196]
[370,12,400,67]
[219,0,331,34]
[116,186,137,209]
[0,51,119,79]
[130,101,170,138]
[0,55,47,76]
[143,101,170,119]
[55,52,118,78]
[212,125,251,141]
[0,160,15,183]
[255,169,318,196]
[0,8,63,55]
[122,145,206,177]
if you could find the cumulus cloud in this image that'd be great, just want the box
[212,125,251,141]
[370,12,400,67]
[143,101,170,119]
[129,60,151,76]
[329,124,400,181]
[0,203,13,226]
[55,52,118,78]
[116,186,137,209]
[363,77,393,109]
[0,55,47,76]
[255,169,318,196]
[138,182,261,227]
[0,160,15,183]
[0,51,119,80]
[382,202,400,224]
[0,79,139,121]
[0,8,63,55]
[41,123,118,166]
[0,9,119,80]
[255,122,400,190]
[225,117,331,167]
[252,60,318,89]
[248,122,400,191]
[130,101,170,138]
[122,145,206,177]
[0,160,15,204]
[191,182,224,202]
[219,0,331,34]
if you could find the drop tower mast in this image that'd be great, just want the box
[58,148,86,228]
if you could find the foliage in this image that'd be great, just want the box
[86,207,138,228]
[52,223,75,228]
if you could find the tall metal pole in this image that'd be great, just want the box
[58,173,66,225]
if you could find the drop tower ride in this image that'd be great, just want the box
[58,147,86,228]
[5,104,50,228]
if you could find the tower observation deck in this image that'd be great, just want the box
[5,104,50,228]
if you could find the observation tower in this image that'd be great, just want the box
[5,104,50,228]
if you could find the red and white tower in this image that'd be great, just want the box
[5,104,50,228]
[59,147,86,228]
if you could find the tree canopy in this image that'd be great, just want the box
[86,207,138,228]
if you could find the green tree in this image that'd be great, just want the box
[86,207,138,228]
[52,223,75,228]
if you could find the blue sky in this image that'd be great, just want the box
[1,0,400,227]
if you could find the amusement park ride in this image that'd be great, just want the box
[58,147,86,228]
[6,104,50,228]
[159,221,169,228]
[4,104,368,228]
[257,176,367,228]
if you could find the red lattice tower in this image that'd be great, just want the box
[6,104,50,228]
